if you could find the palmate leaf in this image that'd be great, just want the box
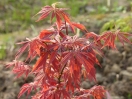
[18,82,37,98]
[38,85,70,99]
[116,31,132,46]
[36,2,71,30]
[98,30,132,49]
[15,37,48,61]
[74,85,106,99]
[99,31,116,49]
[6,60,31,78]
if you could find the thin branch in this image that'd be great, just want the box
[65,21,68,35]
[58,64,67,84]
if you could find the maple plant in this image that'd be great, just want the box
[7,2,132,99]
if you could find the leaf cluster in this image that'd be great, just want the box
[6,2,132,99]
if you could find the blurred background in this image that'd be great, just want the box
[0,0,132,99]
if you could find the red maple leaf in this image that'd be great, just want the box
[36,2,72,30]
[18,82,37,98]
[6,60,31,78]
[98,30,132,49]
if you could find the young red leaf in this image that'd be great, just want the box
[39,30,54,39]
[32,53,48,72]
[15,41,29,59]
[6,60,31,78]
[72,23,88,32]
[36,2,71,31]
[36,6,53,21]
[98,30,132,49]
[18,82,37,98]
[116,32,132,46]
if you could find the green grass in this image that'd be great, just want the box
[0,0,132,33]
[0,0,89,33]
